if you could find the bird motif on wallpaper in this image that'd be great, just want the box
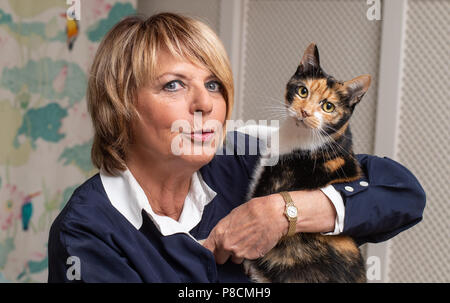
[66,18,79,51]
[21,192,40,231]
[60,12,79,51]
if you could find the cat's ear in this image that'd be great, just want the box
[341,74,371,106]
[297,43,320,74]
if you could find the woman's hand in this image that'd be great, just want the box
[202,190,337,264]
[202,194,287,264]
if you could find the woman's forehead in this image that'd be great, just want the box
[154,49,215,79]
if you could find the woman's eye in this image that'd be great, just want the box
[163,80,184,92]
[298,86,308,98]
[205,81,222,92]
[322,101,335,113]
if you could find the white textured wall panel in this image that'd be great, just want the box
[387,0,450,283]
[241,0,382,154]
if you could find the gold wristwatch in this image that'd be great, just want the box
[279,191,298,237]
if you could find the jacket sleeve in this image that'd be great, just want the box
[48,211,143,283]
[333,154,426,246]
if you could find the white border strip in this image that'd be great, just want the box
[368,0,408,283]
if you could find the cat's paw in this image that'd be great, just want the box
[243,260,269,283]
[243,260,252,277]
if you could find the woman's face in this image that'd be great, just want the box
[129,48,227,170]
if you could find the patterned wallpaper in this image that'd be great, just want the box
[0,0,136,282]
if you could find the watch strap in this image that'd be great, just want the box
[279,191,297,237]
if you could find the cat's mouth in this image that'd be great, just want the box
[294,118,305,127]
[292,115,320,130]
[289,113,309,129]
[287,108,321,129]
[287,108,306,127]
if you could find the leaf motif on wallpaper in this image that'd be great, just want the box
[0,8,65,48]
[86,2,136,42]
[0,101,32,166]
[52,65,68,94]
[0,58,87,106]
[16,254,48,282]
[58,139,96,177]
[0,238,15,270]
[14,85,31,109]
[14,103,68,149]
[7,0,65,19]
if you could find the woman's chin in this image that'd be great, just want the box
[180,151,216,168]
[170,134,221,166]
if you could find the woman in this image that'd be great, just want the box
[48,13,425,282]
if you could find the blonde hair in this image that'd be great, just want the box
[87,13,234,175]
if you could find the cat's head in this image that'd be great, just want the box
[285,43,371,141]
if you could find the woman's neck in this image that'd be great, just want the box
[125,152,194,221]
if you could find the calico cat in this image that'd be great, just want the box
[244,43,371,283]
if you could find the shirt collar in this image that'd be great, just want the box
[99,168,217,237]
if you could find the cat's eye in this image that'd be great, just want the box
[322,101,335,113]
[298,86,308,98]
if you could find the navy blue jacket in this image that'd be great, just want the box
[48,132,425,282]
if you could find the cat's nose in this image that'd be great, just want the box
[301,109,310,118]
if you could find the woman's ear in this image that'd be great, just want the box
[342,74,371,106]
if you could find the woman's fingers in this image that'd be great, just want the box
[202,236,244,264]
[202,195,285,264]
[202,237,214,252]
[231,255,245,264]
[202,230,231,264]
[215,249,232,265]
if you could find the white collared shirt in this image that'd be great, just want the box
[100,167,344,239]
[100,168,216,240]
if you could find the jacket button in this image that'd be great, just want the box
[344,186,354,192]
[360,181,369,187]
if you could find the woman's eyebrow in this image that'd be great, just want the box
[205,74,218,81]
[155,72,218,82]
[155,72,190,81]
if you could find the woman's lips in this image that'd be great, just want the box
[184,130,215,142]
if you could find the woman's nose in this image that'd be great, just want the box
[189,85,213,115]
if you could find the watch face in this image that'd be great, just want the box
[287,205,297,218]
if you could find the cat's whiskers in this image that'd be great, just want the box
[329,138,354,160]
[322,125,354,142]
[316,128,353,180]
[258,103,290,120]
[318,127,353,158]
[310,129,325,173]
[243,93,294,120]
[287,108,301,121]
[317,134,329,175]
[262,106,289,114]
[246,94,288,108]
[258,112,287,120]
[262,110,288,119]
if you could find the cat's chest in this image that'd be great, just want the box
[248,155,328,198]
